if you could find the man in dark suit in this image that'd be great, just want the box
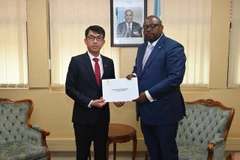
[117,9,142,38]
[127,15,186,160]
[65,25,124,160]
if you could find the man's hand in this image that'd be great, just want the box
[113,101,125,107]
[91,98,106,108]
[133,31,141,37]
[126,73,136,80]
[133,92,148,103]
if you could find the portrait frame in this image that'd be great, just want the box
[110,0,147,47]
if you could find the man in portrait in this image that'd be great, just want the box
[116,9,142,38]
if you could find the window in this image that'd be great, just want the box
[0,0,28,88]
[49,0,211,88]
[228,0,240,88]
[49,0,120,88]
[162,0,211,87]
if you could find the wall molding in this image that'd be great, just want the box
[226,138,240,151]
[47,138,240,152]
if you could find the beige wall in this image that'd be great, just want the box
[1,0,240,152]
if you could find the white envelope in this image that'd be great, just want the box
[102,77,139,102]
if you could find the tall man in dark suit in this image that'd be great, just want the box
[65,25,124,160]
[127,15,186,160]
[117,9,142,38]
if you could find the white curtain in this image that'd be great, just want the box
[228,0,240,88]
[162,0,211,87]
[49,0,120,87]
[49,0,211,88]
[0,0,28,88]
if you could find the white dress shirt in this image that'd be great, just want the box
[87,52,104,108]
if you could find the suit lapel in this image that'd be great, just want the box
[143,44,162,71]
[140,35,165,75]
[137,43,148,76]
[101,56,109,79]
[83,53,99,88]
[123,24,128,37]
[132,22,136,30]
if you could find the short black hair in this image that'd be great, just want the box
[85,25,105,39]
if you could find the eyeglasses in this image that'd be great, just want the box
[142,24,161,31]
[87,35,104,41]
[125,14,133,16]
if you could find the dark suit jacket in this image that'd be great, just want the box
[133,34,186,125]
[117,21,142,38]
[65,53,115,125]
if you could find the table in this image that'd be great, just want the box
[226,153,240,160]
[106,123,137,160]
[88,123,137,160]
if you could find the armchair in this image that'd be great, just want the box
[176,99,235,160]
[0,98,51,160]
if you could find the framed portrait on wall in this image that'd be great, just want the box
[110,0,147,47]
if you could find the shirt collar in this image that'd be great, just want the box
[126,22,132,26]
[88,52,102,62]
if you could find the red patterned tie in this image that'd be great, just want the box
[93,58,100,86]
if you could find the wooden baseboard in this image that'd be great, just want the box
[47,138,240,152]
[226,138,240,151]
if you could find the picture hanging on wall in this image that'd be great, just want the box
[110,0,147,47]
